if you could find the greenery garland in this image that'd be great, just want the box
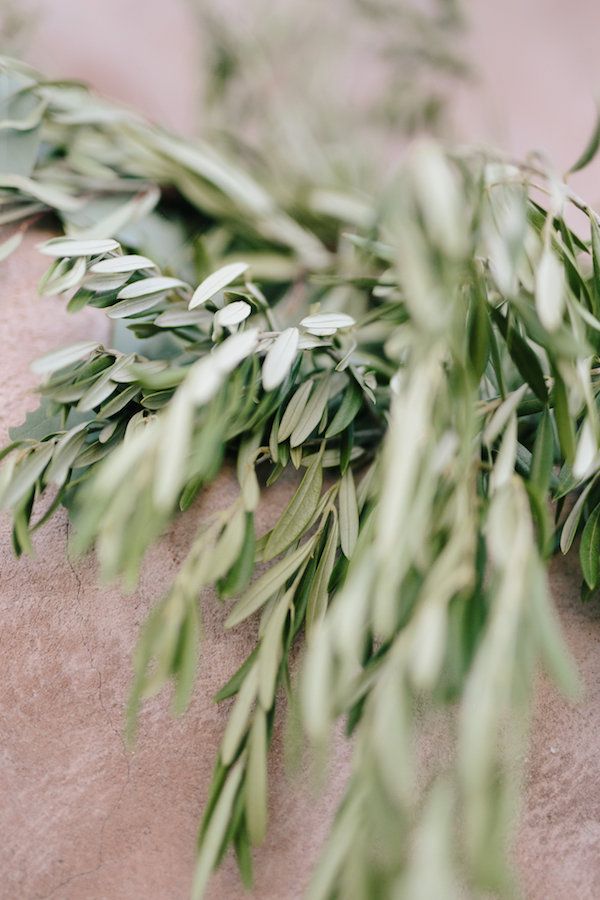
[2,54,600,897]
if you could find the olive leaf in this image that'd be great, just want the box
[580,502,600,589]
[568,106,600,174]
[225,537,317,628]
[4,54,600,900]
[290,376,330,447]
[338,468,359,558]
[263,454,323,560]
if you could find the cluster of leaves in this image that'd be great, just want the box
[4,58,600,899]
[196,0,467,192]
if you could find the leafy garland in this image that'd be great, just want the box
[2,55,600,898]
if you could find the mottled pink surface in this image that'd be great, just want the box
[3,1,600,898]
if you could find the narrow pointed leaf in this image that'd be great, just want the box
[264,457,323,560]
[262,327,299,391]
[580,502,600,589]
[225,537,316,628]
[190,262,249,309]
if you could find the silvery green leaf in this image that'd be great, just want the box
[152,132,272,214]
[69,186,160,240]
[225,537,316,629]
[410,139,467,258]
[90,254,156,274]
[264,457,323,560]
[39,255,87,296]
[192,758,245,900]
[535,246,565,332]
[154,391,193,510]
[112,359,166,384]
[0,442,55,509]
[30,340,100,375]
[106,293,165,319]
[569,296,600,332]
[237,435,261,512]
[410,600,449,691]
[560,476,597,554]
[189,262,249,309]
[98,386,139,418]
[325,381,362,438]
[116,276,188,300]
[0,200,45,225]
[262,327,299,391]
[246,707,268,846]
[290,377,330,447]
[185,358,222,405]
[212,328,259,374]
[306,516,339,630]
[214,300,252,328]
[76,377,118,412]
[258,589,292,708]
[45,426,88,487]
[301,626,333,743]
[483,383,528,446]
[0,113,41,178]
[573,418,598,480]
[207,509,246,582]
[338,469,359,558]
[0,229,22,262]
[278,380,314,442]
[289,445,303,469]
[84,272,130,293]
[529,558,579,697]
[301,446,365,468]
[490,414,518,492]
[580,502,600,589]
[297,336,324,350]
[76,354,134,412]
[154,308,209,328]
[0,175,83,212]
[98,421,118,444]
[300,312,355,336]
[38,236,118,257]
[568,107,600,174]
[220,664,258,765]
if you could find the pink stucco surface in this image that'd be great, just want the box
[2,1,600,897]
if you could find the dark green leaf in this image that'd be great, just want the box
[580,502,600,589]
[568,107,600,174]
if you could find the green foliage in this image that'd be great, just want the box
[195,0,467,190]
[1,58,600,900]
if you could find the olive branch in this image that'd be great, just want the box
[2,56,600,898]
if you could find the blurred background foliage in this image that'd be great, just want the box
[194,0,468,192]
